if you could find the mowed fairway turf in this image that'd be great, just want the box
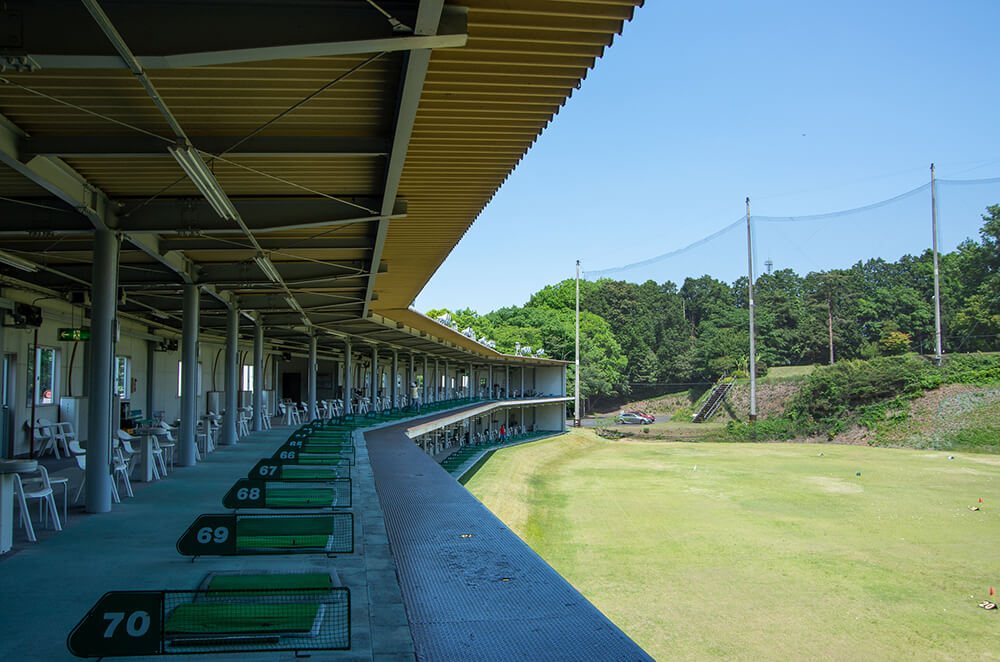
[464,430,1000,660]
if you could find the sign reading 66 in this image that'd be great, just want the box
[175,514,236,556]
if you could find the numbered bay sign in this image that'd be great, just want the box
[222,479,266,508]
[176,514,236,556]
[270,447,354,465]
[249,459,349,482]
[223,477,352,510]
[67,591,163,657]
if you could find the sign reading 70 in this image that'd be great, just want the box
[67,591,162,657]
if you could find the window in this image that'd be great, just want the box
[241,365,254,391]
[2,354,13,407]
[27,346,58,406]
[177,361,202,397]
[114,356,130,399]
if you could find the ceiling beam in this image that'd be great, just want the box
[0,114,203,288]
[18,2,467,69]
[117,198,406,234]
[126,233,194,284]
[0,114,114,230]
[0,198,92,234]
[363,0,445,317]
[21,135,391,159]
[159,237,373,252]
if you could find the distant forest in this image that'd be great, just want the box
[428,205,1000,408]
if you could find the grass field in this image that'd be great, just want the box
[760,364,817,381]
[465,430,1000,661]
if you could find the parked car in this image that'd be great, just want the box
[625,410,655,423]
[615,412,650,425]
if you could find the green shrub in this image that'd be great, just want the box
[723,354,1000,446]
[788,354,934,420]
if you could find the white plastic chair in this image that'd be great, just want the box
[154,423,177,470]
[113,446,134,499]
[236,408,250,437]
[19,465,69,526]
[14,466,62,540]
[196,419,212,456]
[55,422,80,457]
[117,430,158,481]
[204,413,221,450]
[34,418,66,458]
[150,434,169,477]
[73,453,122,504]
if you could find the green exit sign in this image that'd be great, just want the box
[58,327,91,341]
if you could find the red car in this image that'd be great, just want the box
[625,411,655,423]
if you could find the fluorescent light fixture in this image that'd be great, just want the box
[253,253,281,283]
[168,143,239,221]
[0,250,39,272]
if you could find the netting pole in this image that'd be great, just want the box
[931,163,943,366]
[746,198,757,422]
[574,259,581,428]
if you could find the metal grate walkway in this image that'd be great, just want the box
[365,419,654,661]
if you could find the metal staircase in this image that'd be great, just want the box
[692,376,736,423]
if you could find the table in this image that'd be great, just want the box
[1,459,38,554]
[132,428,159,482]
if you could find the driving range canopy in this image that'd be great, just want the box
[0,0,642,358]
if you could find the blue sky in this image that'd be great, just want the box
[413,0,1000,314]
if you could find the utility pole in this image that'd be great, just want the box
[574,259,581,427]
[746,198,757,422]
[931,163,943,366]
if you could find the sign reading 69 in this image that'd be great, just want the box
[175,514,236,556]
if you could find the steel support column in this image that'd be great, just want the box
[391,350,399,408]
[252,322,263,431]
[422,356,428,402]
[488,365,493,399]
[408,353,415,399]
[307,334,317,421]
[85,229,117,513]
[179,283,199,466]
[145,340,155,422]
[220,306,239,445]
[343,341,353,415]
[370,345,379,410]
[505,366,510,399]
[444,361,450,399]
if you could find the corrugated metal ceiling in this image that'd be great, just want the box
[0,0,641,360]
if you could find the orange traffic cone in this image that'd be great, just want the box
[980,498,983,503]
[991,587,995,596]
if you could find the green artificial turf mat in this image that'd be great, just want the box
[236,535,330,549]
[237,516,332,537]
[206,573,332,592]
[280,466,342,479]
[299,457,349,466]
[165,603,319,635]
[267,488,335,506]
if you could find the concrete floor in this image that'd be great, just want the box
[0,423,412,662]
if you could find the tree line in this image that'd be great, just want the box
[429,205,1000,409]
